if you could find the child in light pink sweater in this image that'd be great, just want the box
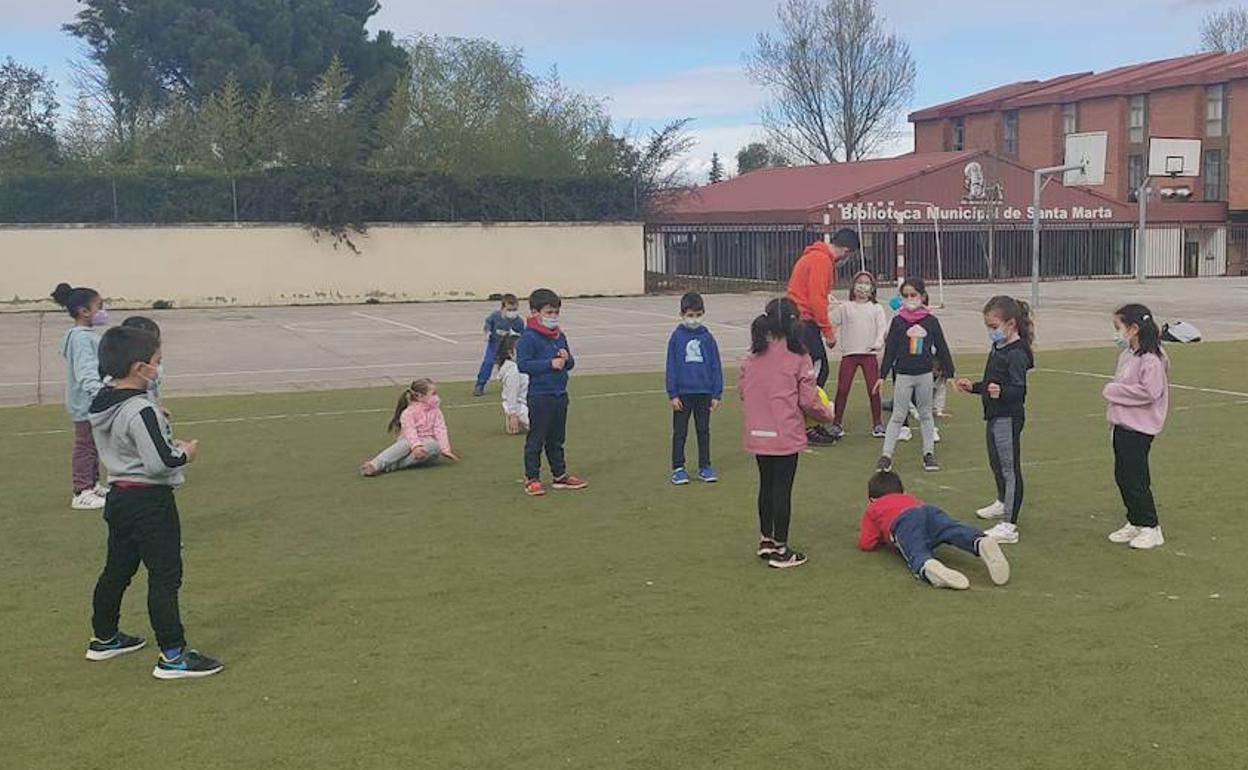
[1103,304,1169,550]
[738,298,835,569]
[361,379,458,476]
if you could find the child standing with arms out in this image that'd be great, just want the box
[666,292,724,485]
[517,288,588,497]
[739,298,835,569]
[496,336,529,434]
[1103,304,1169,550]
[474,294,524,397]
[955,296,1035,544]
[86,325,223,679]
[52,282,109,510]
[875,277,954,473]
[361,379,458,476]
[858,470,1009,589]
[829,270,888,439]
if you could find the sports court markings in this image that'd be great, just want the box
[350,311,459,344]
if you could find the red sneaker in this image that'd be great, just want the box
[524,479,546,497]
[551,474,588,490]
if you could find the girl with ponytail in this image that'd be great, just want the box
[50,282,109,510]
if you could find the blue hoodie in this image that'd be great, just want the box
[61,326,103,422]
[665,324,723,400]
[517,323,575,396]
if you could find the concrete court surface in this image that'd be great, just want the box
[1,277,1246,409]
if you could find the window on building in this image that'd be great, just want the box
[1206,84,1226,137]
[1203,149,1223,200]
[1128,95,1147,143]
[1062,103,1078,135]
[1128,154,1145,197]
[1003,111,1019,155]
[951,117,964,151]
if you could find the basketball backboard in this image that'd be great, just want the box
[1148,138,1201,177]
[1063,131,1107,186]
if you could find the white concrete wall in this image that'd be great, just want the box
[0,222,644,309]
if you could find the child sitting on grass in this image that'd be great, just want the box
[361,379,458,476]
[858,470,1009,590]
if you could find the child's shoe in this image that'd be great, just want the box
[921,559,969,589]
[472,385,485,397]
[922,453,940,472]
[767,547,807,569]
[71,490,106,510]
[976,500,1006,520]
[93,483,110,498]
[875,455,893,473]
[757,537,782,559]
[152,647,224,680]
[359,461,379,477]
[897,426,913,441]
[1107,523,1140,543]
[524,479,547,496]
[671,468,690,485]
[806,427,838,446]
[1128,526,1164,550]
[872,424,886,438]
[984,521,1019,544]
[827,425,845,440]
[975,538,1010,585]
[698,466,718,483]
[552,474,588,490]
[85,631,146,661]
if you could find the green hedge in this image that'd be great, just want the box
[0,170,640,227]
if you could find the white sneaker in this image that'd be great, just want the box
[976,500,1006,520]
[898,426,913,441]
[1107,523,1141,544]
[93,483,110,498]
[976,537,1010,585]
[932,427,941,444]
[984,521,1019,544]
[1129,526,1164,550]
[921,559,969,590]
[71,490,106,510]
[908,405,921,421]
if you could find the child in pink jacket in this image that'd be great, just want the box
[738,298,836,569]
[1103,304,1169,550]
[361,379,458,476]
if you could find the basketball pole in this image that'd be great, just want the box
[1031,162,1085,308]
[1136,178,1150,285]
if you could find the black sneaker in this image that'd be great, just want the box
[152,648,224,680]
[807,427,839,446]
[472,385,485,397]
[876,455,893,473]
[923,453,940,472]
[757,538,782,559]
[768,548,808,569]
[85,631,146,661]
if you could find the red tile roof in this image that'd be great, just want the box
[908,74,1089,121]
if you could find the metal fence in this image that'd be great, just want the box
[645,222,1248,294]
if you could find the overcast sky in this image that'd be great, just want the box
[0,0,1232,180]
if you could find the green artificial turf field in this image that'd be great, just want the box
[1,342,1246,769]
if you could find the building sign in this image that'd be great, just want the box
[835,201,1117,223]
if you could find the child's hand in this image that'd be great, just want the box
[670,397,683,411]
[871,379,884,395]
[556,349,569,359]
[176,439,199,462]
[987,383,1001,399]
[551,356,566,371]
[954,378,973,393]
[507,415,521,434]
[710,399,721,412]
[443,450,459,461]
[161,406,173,419]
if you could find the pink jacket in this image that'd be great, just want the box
[738,340,836,455]
[400,400,452,455]
[1103,349,1169,436]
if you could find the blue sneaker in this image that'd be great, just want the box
[153,647,224,680]
[671,468,691,485]
[698,466,718,483]
[85,631,146,661]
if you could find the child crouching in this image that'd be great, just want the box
[361,379,458,476]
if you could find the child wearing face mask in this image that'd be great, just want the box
[955,296,1035,544]
[495,335,529,434]
[360,379,458,476]
[474,294,525,397]
[829,271,888,439]
[121,317,169,414]
[1101,303,1170,550]
[52,282,110,510]
[665,292,724,485]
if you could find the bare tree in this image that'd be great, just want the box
[746,0,915,163]
[1200,6,1248,52]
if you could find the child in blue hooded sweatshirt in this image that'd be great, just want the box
[665,292,724,485]
[52,282,110,510]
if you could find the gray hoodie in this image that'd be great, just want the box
[88,387,188,488]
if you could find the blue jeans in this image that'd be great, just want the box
[890,505,982,577]
[476,337,500,389]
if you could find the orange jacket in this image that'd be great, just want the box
[786,241,837,338]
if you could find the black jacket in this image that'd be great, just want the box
[970,339,1034,419]
[880,313,955,379]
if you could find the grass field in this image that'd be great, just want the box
[2,341,1247,770]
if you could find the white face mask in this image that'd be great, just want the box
[853,283,872,299]
[682,315,704,329]
[540,316,560,330]
[502,309,520,320]
[902,299,923,311]
[1113,332,1129,351]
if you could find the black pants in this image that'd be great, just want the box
[525,393,569,481]
[800,320,829,388]
[672,394,712,470]
[986,415,1025,524]
[92,486,185,651]
[756,454,799,543]
[1113,425,1158,527]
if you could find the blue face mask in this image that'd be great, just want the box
[988,329,1008,345]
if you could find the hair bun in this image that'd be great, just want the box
[51,283,73,306]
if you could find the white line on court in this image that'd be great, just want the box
[350,311,459,344]
[1036,367,1248,399]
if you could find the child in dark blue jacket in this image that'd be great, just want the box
[474,294,524,396]
[665,292,724,484]
[516,288,588,497]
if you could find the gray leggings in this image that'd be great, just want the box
[368,437,442,474]
[884,372,936,456]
